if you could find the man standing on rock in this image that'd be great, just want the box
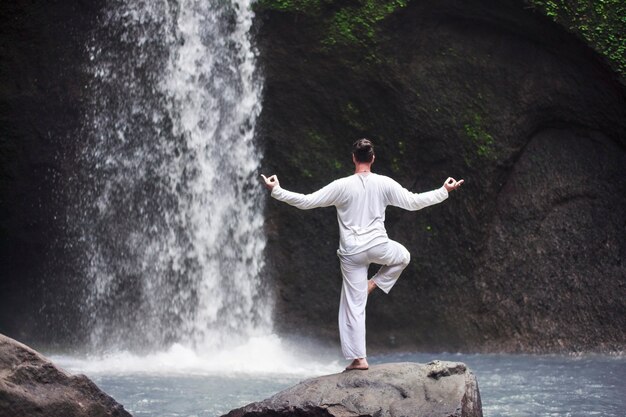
[261,139,463,370]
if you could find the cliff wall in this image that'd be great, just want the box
[256,0,626,352]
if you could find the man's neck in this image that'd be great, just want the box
[354,163,372,174]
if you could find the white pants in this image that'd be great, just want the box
[337,240,410,359]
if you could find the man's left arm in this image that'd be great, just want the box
[387,177,463,211]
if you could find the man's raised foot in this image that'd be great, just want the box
[367,279,378,295]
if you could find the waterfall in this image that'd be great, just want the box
[75,0,270,352]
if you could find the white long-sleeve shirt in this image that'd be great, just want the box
[271,173,448,255]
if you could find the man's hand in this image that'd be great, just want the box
[261,174,279,191]
[443,177,464,192]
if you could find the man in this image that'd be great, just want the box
[261,139,463,370]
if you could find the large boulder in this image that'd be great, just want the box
[0,333,131,417]
[223,361,482,417]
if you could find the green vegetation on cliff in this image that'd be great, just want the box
[526,0,625,78]
[324,0,408,46]
[464,113,495,160]
[257,0,625,78]
[257,0,323,14]
[256,0,408,47]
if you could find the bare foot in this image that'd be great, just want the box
[345,358,369,371]
[367,279,378,295]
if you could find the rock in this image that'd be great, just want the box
[223,361,482,417]
[0,0,103,345]
[255,0,626,353]
[0,333,131,417]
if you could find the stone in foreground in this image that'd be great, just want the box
[223,361,482,417]
[0,333,131,417]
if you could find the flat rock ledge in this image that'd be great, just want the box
[0,333,131,417]
[223,361,482,417]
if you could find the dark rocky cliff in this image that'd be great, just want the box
[255,0,626,352]
[0,1,104,344]
[0,0,624,353]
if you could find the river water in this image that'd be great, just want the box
[52,342,625,417]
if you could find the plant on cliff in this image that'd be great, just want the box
[463,113,495,161]
[256,0,324,14]
[257,0,625,79]
[256,0,408,48]
[526,0,626,79]
[323,0,408,47]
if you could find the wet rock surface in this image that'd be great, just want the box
[0,0,105,345]
[223,361,482,417]
[0,333,131,417]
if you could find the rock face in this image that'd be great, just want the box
[223,361,482,417]
[0,0,104,345]
[0,333,131,417]
[255,0,626,352]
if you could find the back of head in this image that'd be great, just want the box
[353,138,375,163]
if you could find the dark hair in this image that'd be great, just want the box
[352,138,374,163]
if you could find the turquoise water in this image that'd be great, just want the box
[55,350,626,417]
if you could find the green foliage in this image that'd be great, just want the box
[306,128,326,145]
[390,140,405,173]
[527,0,626,78]
[256,0,324,14]
[324,0,408,47]
[258,0,624,77]
[341,101,366,130]
[464,113,495,159]
[287,129,348,178]
[257,0,408,48]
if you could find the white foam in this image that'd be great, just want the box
[51,334,341,377]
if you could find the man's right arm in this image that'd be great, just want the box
[262,174,342,210]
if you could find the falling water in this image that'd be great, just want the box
[75,0,269,352]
